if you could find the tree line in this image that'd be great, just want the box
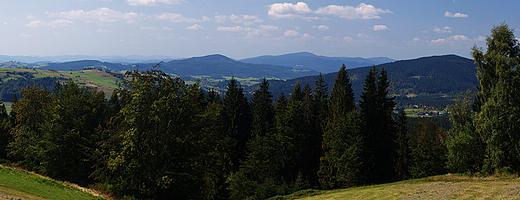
[0,24,517,199]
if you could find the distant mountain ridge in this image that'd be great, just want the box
[159,54,318,79]
[257,54,477,107]
[2,54,320,80]
[239,52,395,74]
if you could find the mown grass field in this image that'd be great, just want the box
[0,165,105,200]
[0,68,126,96]
[272,174,520,200]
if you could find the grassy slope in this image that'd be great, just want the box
[0,166,104,200]
[274,174,520,200]
[0,68,125,96]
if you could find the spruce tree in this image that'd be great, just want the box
[222,77,251,170]
[318,65,362,188]
[396,107,409,180]
[359,66,398,184]
[251,78,275,137]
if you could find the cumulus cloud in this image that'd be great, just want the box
[268,2,312,18]
[126,0,185,6]
[313,25,329,31]
[49,7,141,23]
[217,26,247,32]
[445,11,468,18]
[343,36,353,42]
[187,24,203,30]
[214,14,263,25]
[300,33,315,40]
[372,25,389,31]
[433,26,452,33]
[162,26,172,30]
[429,34,479,45]
[156,13,199,22]
[269,2,391,20]
[259,24,278,31]
[284,30,301,37]
[315,3,392,19]
[26,19,73,27]
[202,16,211,21]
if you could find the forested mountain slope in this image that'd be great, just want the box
[260,54,477,106]
[240,52,394,74]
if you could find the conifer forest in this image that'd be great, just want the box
[0,24,519,200]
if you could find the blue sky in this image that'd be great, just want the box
[0,0,518,60]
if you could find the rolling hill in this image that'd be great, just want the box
[255,54,478,107]
[239,52,394,74]
[13,54,320,80]
[159,54,319,79]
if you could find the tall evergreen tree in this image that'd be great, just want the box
[0,100,10,159]
[396,107,409,180]
[222,77,251,170]
[408,118,448,178]
[251,78,275,137]
[318,65,362,189]
[39,79,108,183]
[359,66,398,184]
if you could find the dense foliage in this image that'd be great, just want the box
[0,23,518,200]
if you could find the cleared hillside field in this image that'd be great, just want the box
[0,68,126,95]
[273,174,520,200]
[0,165,105,200]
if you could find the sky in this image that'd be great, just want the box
[0,0,519,60]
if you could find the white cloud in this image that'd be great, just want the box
[300,33,315,40]
[343,36,353,42]
[27,15,36,20]
[448,35,469,41]
[126,0,185,6]
[269,2,391,20]
[3,22,7,25]
[19,34,32,37]
[259,25,278,31]
[156,13,199,22]
[162,26,172,30]
[433,26,452,33]
[268,2,312,18]
[372,25,389,31]
[187,24,203,30]
[97,29,108,33]
[302,16,323,21]
[202,16,211,21]
[214,14,263,25]
[49,7,141,23]
[26,19,73,27]
[476,36,486,41]
[413,37,421,42]
[284,30,301,37]
[313,25,329,31]
[323,36,333,40]
[445,11,468,18]
[315,3,392,19]
[429,34,479,45]
[217,26,246,32]
[215,15,227,23]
